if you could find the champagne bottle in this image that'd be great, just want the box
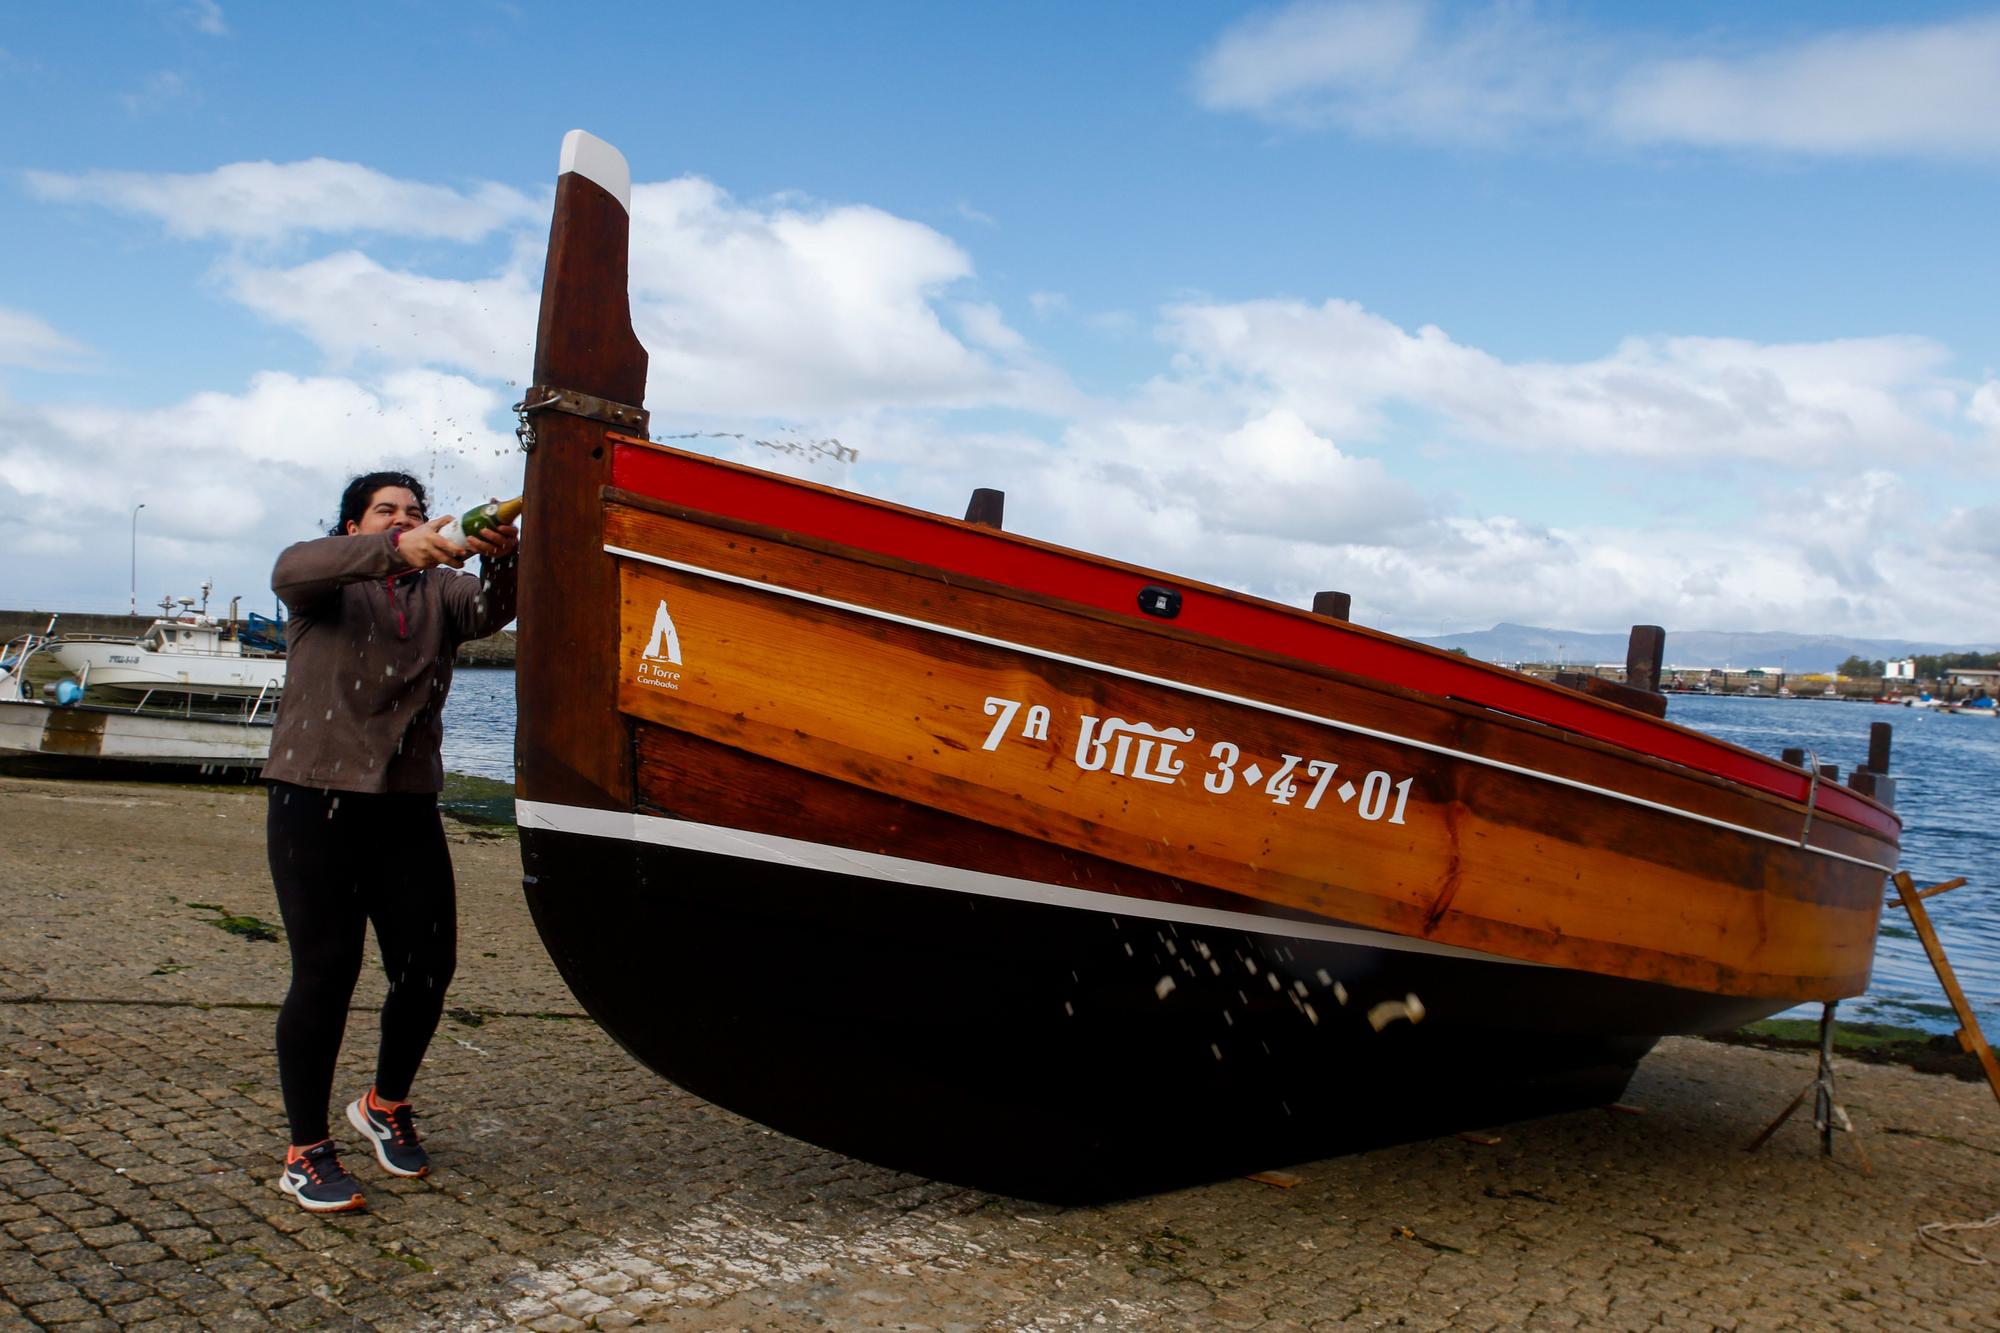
[440,496,523,546]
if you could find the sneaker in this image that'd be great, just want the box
[278,1140,366,1213]
[346,1089,430,1178]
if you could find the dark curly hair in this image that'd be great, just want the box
[330,471,428,537]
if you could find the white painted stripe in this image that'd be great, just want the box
[559,130,630,212]
[516,798,1541,967]
[603,545,1898,877]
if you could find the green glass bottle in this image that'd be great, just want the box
[441,495,523,546]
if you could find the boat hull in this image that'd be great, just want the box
[512,477,1894,1198]
[48,640,284,700]
[518,813,1781,1198]
[0,699,268,777]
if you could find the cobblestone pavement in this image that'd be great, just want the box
[1,774,1995,1331]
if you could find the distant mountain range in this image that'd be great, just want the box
[1410,623,2000,674]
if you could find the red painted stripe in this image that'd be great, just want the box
[611,441,1899,840]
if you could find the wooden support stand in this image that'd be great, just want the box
[1746,1001,1872,1170]
[1889,871,2000,1107]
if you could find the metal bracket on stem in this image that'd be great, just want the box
[513,385,649,454]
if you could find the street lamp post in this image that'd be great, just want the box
[129,502,146,616]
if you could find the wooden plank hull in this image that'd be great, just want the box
[510,486,1894,1195]
[512,131,1900,1200]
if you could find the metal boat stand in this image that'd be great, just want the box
[1745,1001,1873,1172]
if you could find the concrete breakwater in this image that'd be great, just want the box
[0,609,516,666]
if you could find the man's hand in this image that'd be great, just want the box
[397,517,471,571]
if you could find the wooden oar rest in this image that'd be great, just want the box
[1552,625,1669,718]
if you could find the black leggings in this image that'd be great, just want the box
[267,781,457,1145]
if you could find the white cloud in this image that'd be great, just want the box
[0,373,520,613]
[1193,0,1591,142]
[180,1,228,36]
[1967,380,2000,433]
[624,176,1073,416]
[1041,408,1427,551]
[1199,0,1423,112]
[1941,503,2000,561]
[26,159,540,242]
[1612,17,2000,155]
[120,70,197,116]
[1158,297,1956,463]
[30,157,1073,420]
[0,308,92,371]
[225,251,537,379]
[953,302,1032,358]
[1194,2,2000,158]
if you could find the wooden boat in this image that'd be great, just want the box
[513,132,1902,1200]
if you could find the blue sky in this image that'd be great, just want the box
[4,2,1998,640]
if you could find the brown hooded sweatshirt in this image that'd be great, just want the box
[263,531,516,793]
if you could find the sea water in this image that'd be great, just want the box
[442,671,1998,1035]
[1668,694,1999,1035]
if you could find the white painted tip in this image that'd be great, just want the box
[558,130,630,213]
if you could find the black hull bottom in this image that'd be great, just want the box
[522,824,1778,1201]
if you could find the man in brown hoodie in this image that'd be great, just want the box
[265,470,517,1212]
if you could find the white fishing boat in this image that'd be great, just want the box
[46,586,285,708]
[0,631,271,776]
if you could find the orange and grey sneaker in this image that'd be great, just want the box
[346,1088,430,1178]
[278,1140,366,1212]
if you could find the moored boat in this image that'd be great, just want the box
[0,633,270,777]
[513,132,1902,1200]
[47,590,285,707]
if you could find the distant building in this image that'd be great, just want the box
[1885,659,1916,681]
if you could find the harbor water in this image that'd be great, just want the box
[442,671,1998,1036]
